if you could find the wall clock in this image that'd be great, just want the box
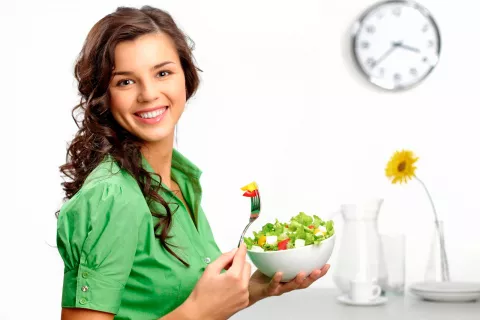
[351,0,441,91]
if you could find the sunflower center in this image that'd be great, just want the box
[397,161,406,172]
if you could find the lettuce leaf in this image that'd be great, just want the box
[291,212,313,226]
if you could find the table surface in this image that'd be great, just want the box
[231,288,480,320]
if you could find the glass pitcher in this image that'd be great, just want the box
[332,198,388,294]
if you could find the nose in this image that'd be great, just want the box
[137,79,159,103]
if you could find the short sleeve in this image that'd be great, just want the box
[56,182,141,314]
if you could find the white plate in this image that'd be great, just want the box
[410,289,480,302]
[337,294,388,306]
[410,281,480,293]
[409,281,480,302]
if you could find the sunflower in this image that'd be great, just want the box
[385,149,450,279]
[385,150,419,184]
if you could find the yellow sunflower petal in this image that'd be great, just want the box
[385,149,418,184]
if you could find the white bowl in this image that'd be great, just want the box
[247,234,336,282]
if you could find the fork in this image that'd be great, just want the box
[238,182,261,248]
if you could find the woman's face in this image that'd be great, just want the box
[108,32,186,143]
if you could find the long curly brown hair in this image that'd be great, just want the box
[58,5,200,267]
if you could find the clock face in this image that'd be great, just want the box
[352,0,441,91]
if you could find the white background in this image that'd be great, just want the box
[3,0,480,318]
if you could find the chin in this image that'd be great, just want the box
[137,128,174,143]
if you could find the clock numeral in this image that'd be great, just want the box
[394,73,402,82]
[393,7,401,16]
[366,57,376,68]
[366,25,376,34]
[422,24,429,32]
[422,56,429,63]
[377,12,384,19]
[427,40,434,48]
[361,41,370,49]
[410,68,418,76]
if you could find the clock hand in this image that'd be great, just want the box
[397,43,420,53]
[372,44,397,68]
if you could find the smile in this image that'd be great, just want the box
[136,107,167,118]
[134,106,169,124]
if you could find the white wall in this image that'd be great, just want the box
[4,0,480,318]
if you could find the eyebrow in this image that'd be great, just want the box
[112,61,174,77]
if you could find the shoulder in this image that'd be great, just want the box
[58,156,149,225]
[83,155,139,190]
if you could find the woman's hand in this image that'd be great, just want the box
[248,264,330,305]
[184,243,251,320]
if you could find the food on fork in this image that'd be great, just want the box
[240,181,260,221]
[241,181,259,197]
[243,212,335,252]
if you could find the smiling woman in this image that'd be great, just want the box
[109,33,186,142]
[56,5,330,320]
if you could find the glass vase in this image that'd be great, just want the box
[424,220,450,282]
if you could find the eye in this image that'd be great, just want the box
[116,79,134,87]
[157,70,171,77]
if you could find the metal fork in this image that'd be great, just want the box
[238,184,261,248]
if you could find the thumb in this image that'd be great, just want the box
[207,248,238,274]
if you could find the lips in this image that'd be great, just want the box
[136,107,167,119]
[133,106,169,124]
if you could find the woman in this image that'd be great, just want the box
[56,5,330,320]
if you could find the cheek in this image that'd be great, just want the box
[175,89,187,110]
[168,79,187,113]
[109,91,134,117]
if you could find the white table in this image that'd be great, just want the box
[232,288,480,320]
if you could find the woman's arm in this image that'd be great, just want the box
[61,308,114,320]
[62,247,253,320]
[62,298,199,320]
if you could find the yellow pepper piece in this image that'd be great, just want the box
[314,228,319,234]
[258,235,266,246]
[241,181,258,192]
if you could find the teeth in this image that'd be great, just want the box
[139,108,166,119]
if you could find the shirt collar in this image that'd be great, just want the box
[141,148,202,182]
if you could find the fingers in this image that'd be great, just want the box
[224,261,233,270]
[228,242,247,276]
[321,264,331,275]
[299,264,331,289]
[298,269,322,289]
[208,247,238,274]
[265,265,331,297]
[279,272,306,293]
[316,264,330,279]
[271,272,283,285]
[267,272,283,295]
[242,260,252,282]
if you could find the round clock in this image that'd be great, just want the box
[351,0,441,91]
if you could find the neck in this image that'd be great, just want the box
[141,132,175,189]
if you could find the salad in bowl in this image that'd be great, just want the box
[244,212,336,282]
[243,212,334,252]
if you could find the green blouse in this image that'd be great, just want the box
[56,149,223,319]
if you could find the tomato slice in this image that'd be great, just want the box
[278,238,290,250]
[242,190,258,197]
